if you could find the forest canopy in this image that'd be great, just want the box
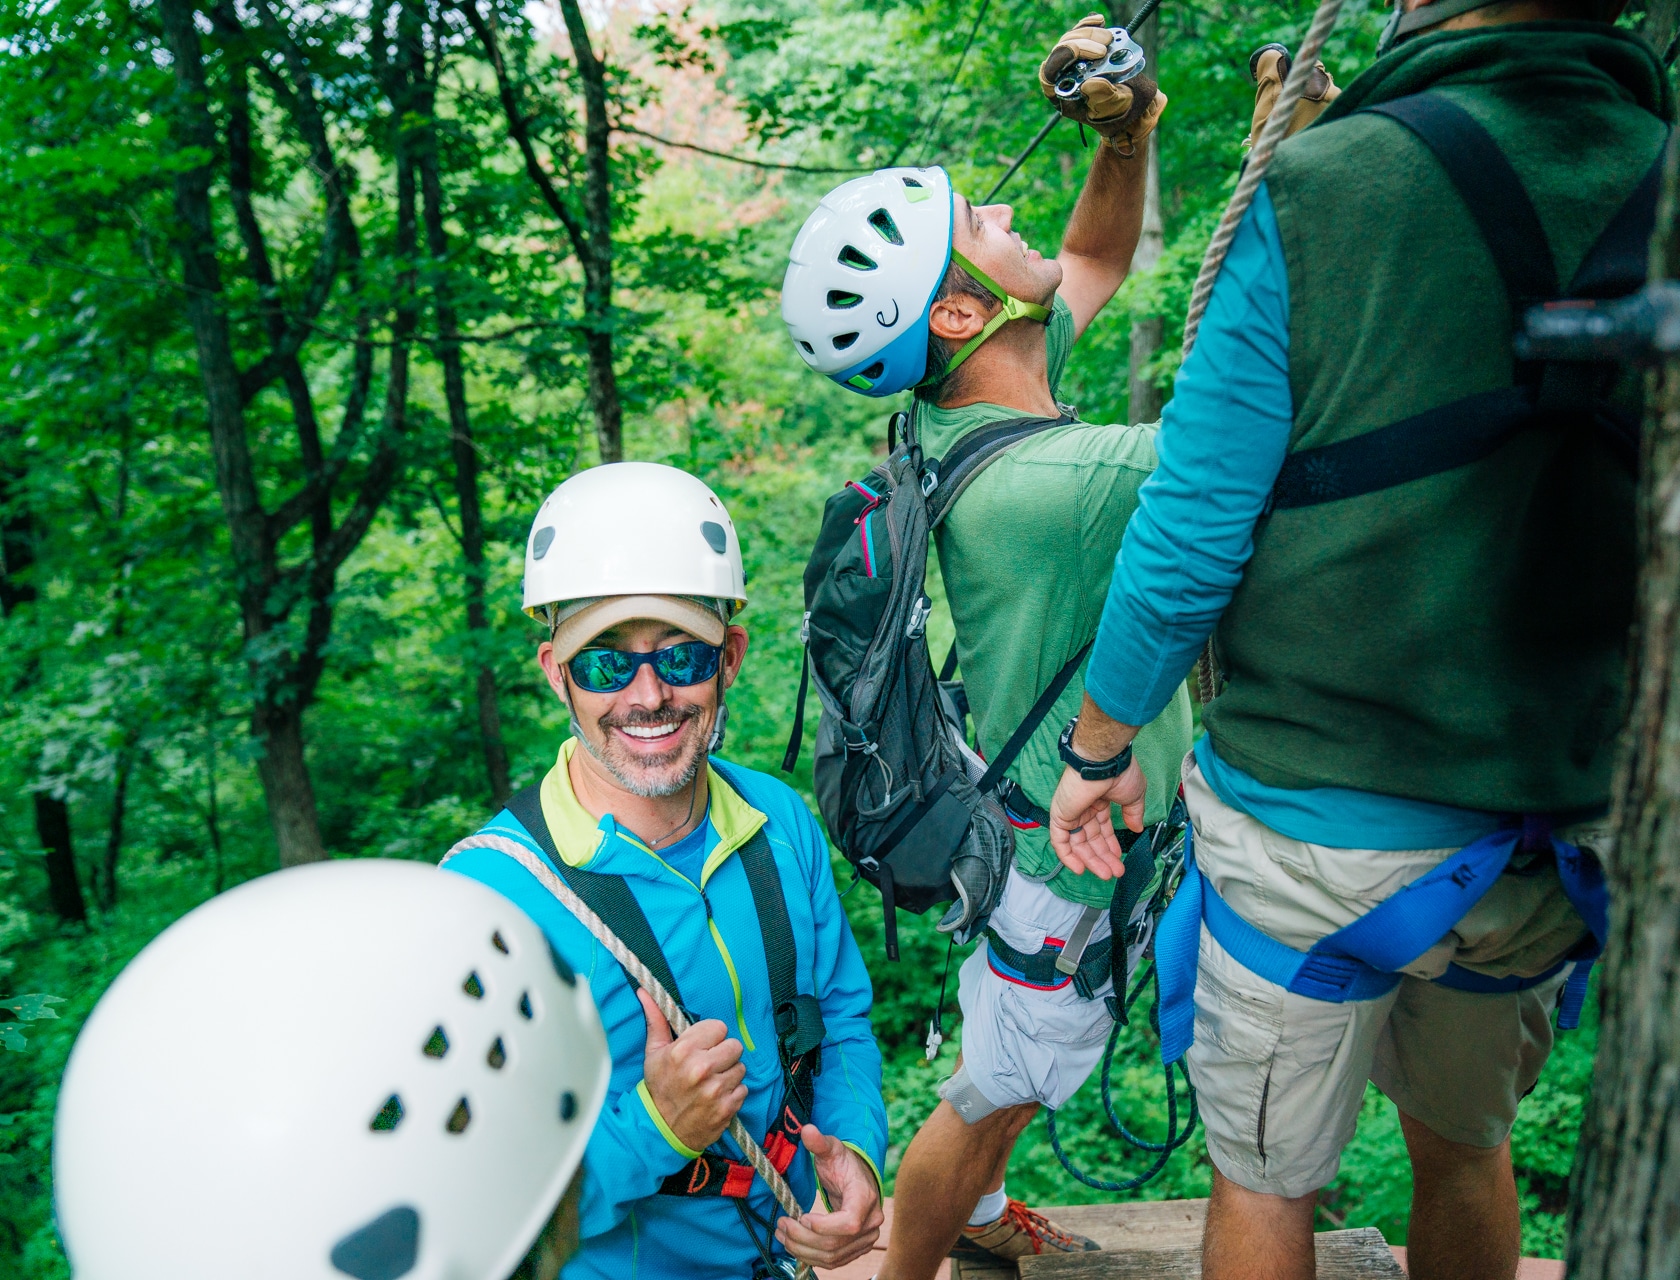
[0,0,1664,1271]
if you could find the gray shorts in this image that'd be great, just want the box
[944,867,1114,1117]
[1181,756,1593,1199]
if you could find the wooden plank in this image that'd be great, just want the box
[1016,1227,1406,1279]
[950,1200,1208,1279]
[952,1259,1019,1280]
[1032,1200,1209,1252]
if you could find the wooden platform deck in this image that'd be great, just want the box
[815,1198,1566,1280]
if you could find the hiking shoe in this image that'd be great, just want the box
[950,1199,1101,1261]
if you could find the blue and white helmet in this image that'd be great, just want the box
[781,167,954,397]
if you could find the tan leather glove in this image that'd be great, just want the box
[1038,13,1167,157]
[1243,43,1339,146]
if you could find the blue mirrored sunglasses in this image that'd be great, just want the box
[566,641,722,694]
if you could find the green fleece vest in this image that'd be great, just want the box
[1203,25,1672,814]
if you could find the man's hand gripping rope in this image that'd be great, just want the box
[442,832,821,1279]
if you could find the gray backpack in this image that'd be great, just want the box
[783,409,1085,958]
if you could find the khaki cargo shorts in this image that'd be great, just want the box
[1181,756,1596,1199]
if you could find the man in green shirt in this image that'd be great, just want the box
[781,16,1193,1276]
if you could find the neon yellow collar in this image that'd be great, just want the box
[538,737,767,884]
[938,249,1053,380]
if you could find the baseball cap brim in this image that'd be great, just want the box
[548,595,728,665]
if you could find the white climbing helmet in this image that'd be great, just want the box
[782,166,955,397]
[523,462,747,662]
[53,859,610,1280]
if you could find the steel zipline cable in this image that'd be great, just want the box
[441,833,816,1280]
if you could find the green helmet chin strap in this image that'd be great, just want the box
[935,249,1054,381]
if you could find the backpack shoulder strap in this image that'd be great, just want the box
[1365,93,1557,309]
[1569,142,1669,299]
[976,639,1093,795]
[504,783,687,1009]
[735,827,826,1061]
[925,412,1077,528]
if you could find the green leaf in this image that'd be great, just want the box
[0,995,63,1022]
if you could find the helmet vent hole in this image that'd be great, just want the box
[462,971,485,999]
[422,1026,449,1059]
[490,930,509,955]
[827,290,862,310]
[867,209,904,246]
[370,1094,405,1132]
[487,1037,507,1070]
[838,245,877,271]
[518,991,535,1020]
[832,332,859,351]
[799,340,814,354]
[902,176,923,188]
[561,1091,579,1122]
[861,362,885,380]
[330,1206,421,1280]
[446,1097,472,1134]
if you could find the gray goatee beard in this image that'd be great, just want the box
[577,707,709,799]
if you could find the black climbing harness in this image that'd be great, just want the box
[1042,806,1202,1192]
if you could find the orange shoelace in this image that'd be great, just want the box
[1000,1199,1079,1255]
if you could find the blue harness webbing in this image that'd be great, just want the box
[1155,819,1608,1065]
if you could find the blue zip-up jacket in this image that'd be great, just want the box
[445,739,886,1280]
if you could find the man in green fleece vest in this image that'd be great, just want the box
[1045,0,1669,1278]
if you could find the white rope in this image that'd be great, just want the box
[1179,0,1347,703]
[442,832,814,1279]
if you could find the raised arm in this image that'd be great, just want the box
[1058,143,1151,339]
[1040,14,1168,338]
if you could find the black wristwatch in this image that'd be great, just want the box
[1058,717,1133,780]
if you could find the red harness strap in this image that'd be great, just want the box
[660,1064,815,1200]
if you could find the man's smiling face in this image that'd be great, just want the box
[950,194,1063,308]
[541,616,747,799]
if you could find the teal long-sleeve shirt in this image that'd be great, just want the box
[446,743,886,1280]
[1085,184,1504,850]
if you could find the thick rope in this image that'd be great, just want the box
[442,832,814,1279]
[1179,0,1346,703]
[1180,0,1346,355]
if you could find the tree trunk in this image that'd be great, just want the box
[1640,0,1680,66]
[418,95,512,808]
[100,751,131,909]
[1127,28,1165,425]
[204,690,226,893]
[254,704,326,867]
[1565,135,1680,1279]
[557,0,622,463]
[0,445,88,924]
[160,0,331,865]
[463,0,622,462]
[34,792,87,925]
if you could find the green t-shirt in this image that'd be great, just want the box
[912,297,1195,907]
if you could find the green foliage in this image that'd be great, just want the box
[0,0,1627,1269]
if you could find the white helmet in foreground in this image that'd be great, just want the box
[781,166,1050,398]
[523,462,747,663]
[53,860,610,1280]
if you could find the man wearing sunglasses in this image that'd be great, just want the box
[445,462,888,1280]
